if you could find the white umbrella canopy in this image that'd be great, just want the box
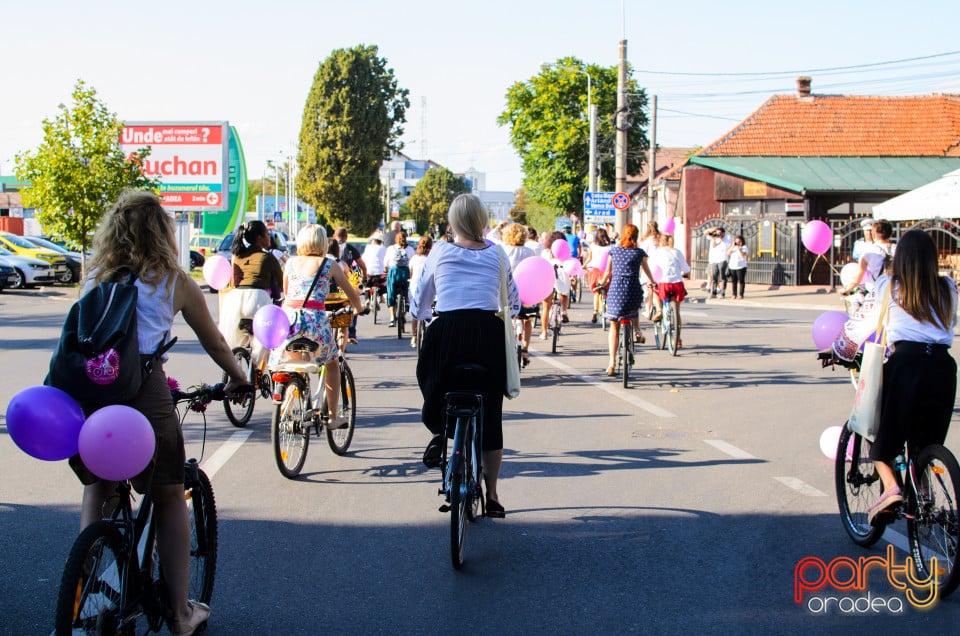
[873,169,960,221]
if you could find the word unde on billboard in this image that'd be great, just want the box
[120,122,229,212]
[583,191,616,225]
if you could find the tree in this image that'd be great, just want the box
[404,167,470,232]
[296,45,409,235]
[14,80,157,255]
[497,58,649,215]
[512,187,561,233]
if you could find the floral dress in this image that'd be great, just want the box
[268,257,338,366]
[604,246,646,320]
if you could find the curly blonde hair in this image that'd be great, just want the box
[502,223,528,247]
[86,190,182,291]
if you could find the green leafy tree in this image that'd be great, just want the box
[404,167,470,231]
[14,80,157,255]
[512,186,561,232]
[498,57,649,214]
[296,45,409,234]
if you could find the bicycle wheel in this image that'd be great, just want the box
[666,300,680,356]
[834,425,885,546]
[396,296,406,339]
[372,290,379,324]
[449,422,468,570]
[653,313,664,350]
[186,466,218,603]
[910,444,960,597]
[271,375,310,478]
[621,323,631,388]
[551,307,560,354]
[325,362,357,455]
[55,521,127,635]
[223,347,255,427]
[465,417,483,522]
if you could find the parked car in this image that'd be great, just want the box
[190,250,205,270]
[0,232,70,282]
[0,246,56,288]
[189,234,224,257]
[0,262,17,291]
[23,236,83,283]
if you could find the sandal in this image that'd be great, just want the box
[868,487,902,524]
[170,600,211,636]
[605,366,616,376]
[521,348,530,368]
[591,312,598,323]
[486,498,506,518]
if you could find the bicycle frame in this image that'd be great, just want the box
[440,389,485,570]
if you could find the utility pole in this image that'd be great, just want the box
[615,35,629,231]
[647,95,657,227]
[589,103,598,193]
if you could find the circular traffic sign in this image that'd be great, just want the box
[612,191,630,210]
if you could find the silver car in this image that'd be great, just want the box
[0,246,56,288]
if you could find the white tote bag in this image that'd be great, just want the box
[497,250,521,399]
[847,287,890,442]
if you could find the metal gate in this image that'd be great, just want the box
[691,219,799,286]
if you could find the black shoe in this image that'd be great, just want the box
[422,435,443,469]
[485,499,506,518]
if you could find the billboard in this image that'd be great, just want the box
[120,122,229,211]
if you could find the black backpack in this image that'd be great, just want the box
[45,272,175,407]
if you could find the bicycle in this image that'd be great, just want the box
[268,306,360,478]
[652,288,681,356]
[615,318,635,388]
[395,291,408,339]
[364,275,386,324]
[820,352,960,598]
[55,383,234,635]
[548,288,562,354]
[415,301,436,357]
[222,318,272,428]
[435,364,486,570]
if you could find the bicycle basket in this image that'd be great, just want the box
[325,292,352,328]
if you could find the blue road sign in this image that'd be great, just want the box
[583,191,616,224]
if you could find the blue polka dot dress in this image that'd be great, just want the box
[604,246,646,320]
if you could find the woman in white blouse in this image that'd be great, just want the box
[411,194,520,518]
[833,230,957,523]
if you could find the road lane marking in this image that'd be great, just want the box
[199,430,252,479]
[703,439,755,459]
[773,476,827,497]
[530,351,676,418]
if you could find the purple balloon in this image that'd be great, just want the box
[78,405,156,481]
[801,220,833,255]
[514,256,556,306]
[254,304,292,349]
[5,385,85,461]
[812,310,849,351]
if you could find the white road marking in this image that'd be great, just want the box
[773,476,828,497]
[530,351,676,418]
[884,528,911,555]
[703,439,755,459]
[199,430,252,479]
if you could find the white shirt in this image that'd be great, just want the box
[502,244,536,272]
[649,247,691,284]
[727,245,748,270]
[834,275,957,360]
[361,243,386,276]
[708,236,732,264]
[409,253,428,291]
[411,241,520,320]
[859,241,895,291]
[541,248,571,295]
[384,244,415,269]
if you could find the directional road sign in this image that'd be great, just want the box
[583,191,617,225]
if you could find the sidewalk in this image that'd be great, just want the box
[686,278,842,313]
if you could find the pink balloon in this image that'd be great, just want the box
[651,266,663,283]
[802,220,833,255]
[254,304,292,349]
[79,405,156,481]
[551,239,572,261]
[5,385,85,461]
[203,254,233,290]
[812,310,848,351]
[663,218,676,235]
[597,251,610,274]
[514,256,556,306]
[562,258,583,277]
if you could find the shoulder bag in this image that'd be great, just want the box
[847,284,891,442]
[497,249,521,399]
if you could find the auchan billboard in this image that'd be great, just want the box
[120,122,229,211]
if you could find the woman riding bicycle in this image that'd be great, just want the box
[638,221,661,318]
[584,227,612,323]
[218,220,283,373]
[539,231,571,338]
[832,229,957,523]
[597,223,656,376]
[412,193,520,518]
[650,233,690,348]
[409,234,434,348]
[385,231,415,328]
[501,223,537,367]
[269,225,364,429]
[73,191,248,636]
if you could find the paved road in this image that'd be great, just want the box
[1,283,959,634]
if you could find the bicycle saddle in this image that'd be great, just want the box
[286,337,320,353]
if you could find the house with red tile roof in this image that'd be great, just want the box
[668,78,960,285]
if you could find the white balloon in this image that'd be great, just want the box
[840,262,860,288]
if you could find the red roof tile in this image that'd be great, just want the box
[700,94,960,157]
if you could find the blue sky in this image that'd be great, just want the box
[4,0,959,191]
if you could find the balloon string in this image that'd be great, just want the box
[807,253,843,283]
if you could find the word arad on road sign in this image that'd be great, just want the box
[612,191,631,210]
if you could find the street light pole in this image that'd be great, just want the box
[541,63,597,194]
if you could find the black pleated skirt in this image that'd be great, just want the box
[416,309,506,451]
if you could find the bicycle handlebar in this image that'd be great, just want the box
[171,382,254,403]
[818,350,861,370]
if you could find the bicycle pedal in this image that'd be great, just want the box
[439,504,451,513]
[303,409,315,421]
